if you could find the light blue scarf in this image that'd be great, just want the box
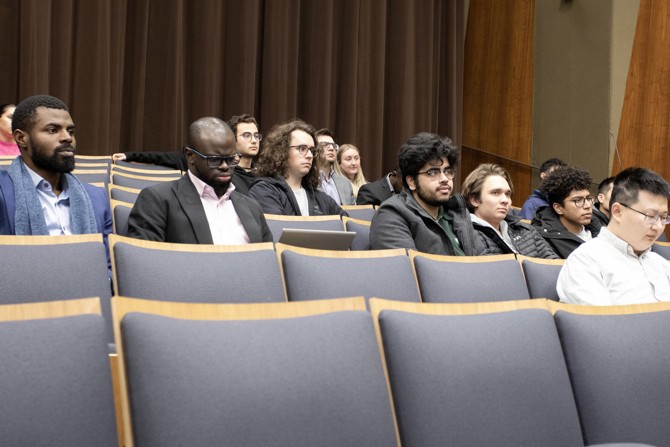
[7,157,98,235]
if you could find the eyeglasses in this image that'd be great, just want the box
[568,196,595,208]
[417,167,455,180]
[319,142,339,152]
[238,132,263,142]
[289,145,317,156]
[186,147,241,168]
[620,203,670,226]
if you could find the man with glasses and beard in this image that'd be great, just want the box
[370,132,483,255]
[558,167,670,305]
[127,117,272,244]
[0,95,112,244]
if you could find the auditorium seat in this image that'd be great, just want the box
[518,255,565,301]
[110,234,286,303]
[371,298,584,446]
[410,252,530,303]
[112,296,397,447]
[0,234,114,341]
[277,243,420,303]
[343,216,371,250]
[0,298,118,445]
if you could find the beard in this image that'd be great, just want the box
[30,144,75,174]
[415,181,451,208]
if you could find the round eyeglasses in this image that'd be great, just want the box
[417,167,455,180]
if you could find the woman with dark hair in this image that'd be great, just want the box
[0,104,19,156]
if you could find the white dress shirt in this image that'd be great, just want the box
[26,166,71,235]
[557,227,670,305]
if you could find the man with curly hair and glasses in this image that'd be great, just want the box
[558,167,670,305]
[531,164,602,258]
[249,120,345,216]
[370,132,483,255]
[127,117,272,244]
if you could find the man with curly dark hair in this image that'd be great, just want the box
[370,132,483,255]
[249,120,345,216]
[531,164,602,258]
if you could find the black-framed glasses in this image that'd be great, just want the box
[319,142,339,152]
[186,147,241,168]
[238,132,262,142]
[417,167,455,180]
[289,145,317,156]
[620,203,670,226]
[568,196,595,208]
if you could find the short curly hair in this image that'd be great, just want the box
[461,163,514,213]
[256,120,319,188]
[541,165,593,206]
[12,95,68,132]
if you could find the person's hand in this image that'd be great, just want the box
[112,153,126,161]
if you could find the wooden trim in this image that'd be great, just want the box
[263,213,342,222]
[548,300,670,315]
[0,297,101,322]
[409,250,516,264]
[342,216,372,227]
[110,165,182,176]
[0,233,103,245]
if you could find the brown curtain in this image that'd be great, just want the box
[1,0,464,180]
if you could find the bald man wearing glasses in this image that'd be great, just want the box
[558,167,670,305]
[127,117,272,244]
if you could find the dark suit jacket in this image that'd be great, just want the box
[127,175,272,244]
[356,175,393,206]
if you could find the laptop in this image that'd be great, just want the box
[278,228,356,251]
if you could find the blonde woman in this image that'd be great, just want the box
[335,144,367,196]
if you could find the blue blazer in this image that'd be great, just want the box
[0,170,113,253]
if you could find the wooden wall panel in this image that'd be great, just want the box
[461,0,534,201]
[617,0,670,179]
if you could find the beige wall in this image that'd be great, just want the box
[532,0,613,189]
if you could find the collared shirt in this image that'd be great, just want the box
[557,227,670,305]
[26,166,71,235]
[187,171,249,245]
[437,207,465,256]
[319,168,341,205]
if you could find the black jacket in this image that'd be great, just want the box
[472,214,559,259]
[356,174,394,206]
[249,176,346,216]
[531,206,602,259]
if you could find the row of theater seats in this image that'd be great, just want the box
[3,295,668,446]
[1,233,568,343]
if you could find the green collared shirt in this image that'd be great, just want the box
[437,207,465,256]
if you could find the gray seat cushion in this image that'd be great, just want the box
[113,241,285,302]
[121,310,397,446]
[522,259,562,301]
[0,314,117,445]
[414,256,530,302]
[379,308,583,446]
[555,310,670,446]
[282,250,420,302]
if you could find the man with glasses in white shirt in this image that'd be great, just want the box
[127,117,272,244]
[531,165,603,258]
[370,132,483,255]
[558,167,670,305]
[314,128,355,205]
